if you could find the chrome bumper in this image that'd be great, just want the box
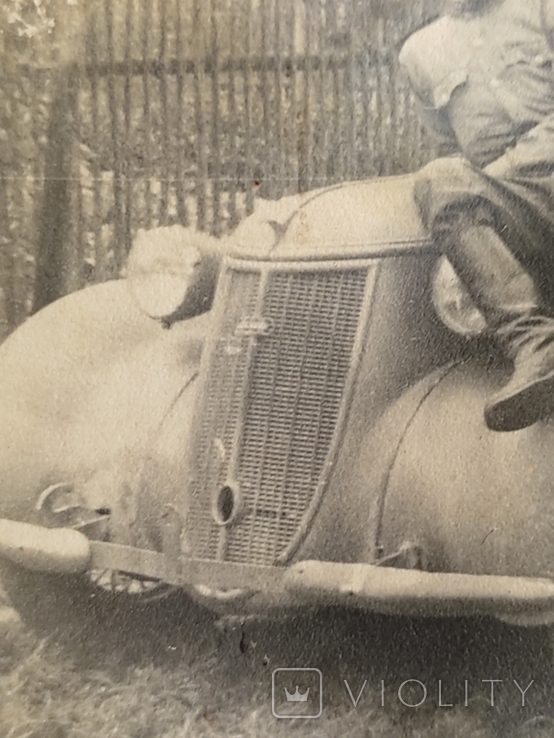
[2,518,554,624]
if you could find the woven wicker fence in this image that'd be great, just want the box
[0,0,444,329]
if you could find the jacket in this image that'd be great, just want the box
[399,0,554,178]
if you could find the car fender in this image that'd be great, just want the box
[376,359,554,579]
[0,280,207,525]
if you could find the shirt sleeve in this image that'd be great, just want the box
[398,32,458,147]
[412,94,458,147]
[484,0,554,179]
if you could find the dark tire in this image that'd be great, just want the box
[0,560,216,663]
[0,561,115,643]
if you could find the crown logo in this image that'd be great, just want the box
[284,686,310,702]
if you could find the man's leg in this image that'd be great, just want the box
[446,224,554,431]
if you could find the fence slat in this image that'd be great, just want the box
[0,166,14,329]
[123,0,133,250]
[210,0,222,235]
[175,0,188,226]
[273,0,285,195]
[85,11,105,286]
[70,62,85,294]
[344,0,356,181]
[298,0,313,193]
[360,44,372,177]
[33,67,78,311]
[193,0,208,231]
[260,0,271,198]
[105,0,125,274]
[242,0,254,216]
[227,2,239,229]
[141,0,153,227]
[159,0,170,224]
[287,1,299,194]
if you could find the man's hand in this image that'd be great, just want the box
[483,150,517,180]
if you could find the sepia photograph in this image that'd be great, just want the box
[0,0,554,735]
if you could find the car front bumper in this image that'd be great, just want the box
[2,518,554,625]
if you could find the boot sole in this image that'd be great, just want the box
[485,371,554,432]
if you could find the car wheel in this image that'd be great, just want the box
[0,559,179,643]
[0,561,113,640]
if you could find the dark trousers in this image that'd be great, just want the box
[414,156,554,309]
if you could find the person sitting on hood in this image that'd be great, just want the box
[400,0,554,431]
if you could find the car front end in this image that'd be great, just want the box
[2,176,554,627]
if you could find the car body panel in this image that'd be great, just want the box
[379,359,554,580]
[0,280,206,529]
[229,176,430,261]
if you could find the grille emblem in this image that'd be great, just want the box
[223,338,243,356]
[234,315,274,338]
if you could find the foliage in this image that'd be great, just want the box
[4,0,56,40]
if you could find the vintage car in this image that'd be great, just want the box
[2,175,554,630]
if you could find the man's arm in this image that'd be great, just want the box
[484,117,554,179]
[398,19,463,148]
[412,95,459,146]
[485,0,554,179]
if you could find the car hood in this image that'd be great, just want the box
[229,174,432,261]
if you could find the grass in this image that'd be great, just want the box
[0,594,552,738]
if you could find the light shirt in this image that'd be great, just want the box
[400,0,554,174]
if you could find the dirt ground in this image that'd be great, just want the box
[0,586,553,738]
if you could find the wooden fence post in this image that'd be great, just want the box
[0,163,13,333]
[32,65,79,313]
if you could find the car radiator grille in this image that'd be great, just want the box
[185,264,369,566]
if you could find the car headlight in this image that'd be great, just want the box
[431,256,487,337]
[127,225,220,323]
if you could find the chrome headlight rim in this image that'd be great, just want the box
[431,255,488,338]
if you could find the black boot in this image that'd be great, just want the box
[484,315,554,431]
[445,224,554,431]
